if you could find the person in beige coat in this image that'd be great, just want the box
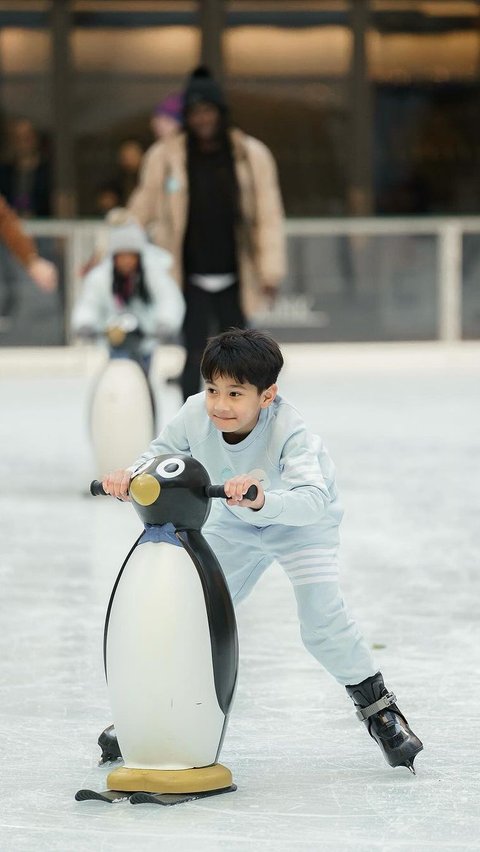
[129,66,286,400]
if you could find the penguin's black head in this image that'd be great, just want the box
[128,454,211,530]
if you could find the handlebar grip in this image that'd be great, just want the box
[90,480,108,496]
[206,484,258,502]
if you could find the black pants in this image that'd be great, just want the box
[181,280,246,401]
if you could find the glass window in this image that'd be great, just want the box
[254,229,438,342]
[0,16,52,150]
[71,2,198,215]
[462,232,480,340]
[224,2,351,216]
[369,1,480,214]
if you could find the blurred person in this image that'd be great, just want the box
[115,139,144,205]
[0,118,51,217]
[95,181,123,217]
[93,143,143,218]
[150,92,184,142]
[72,209,185,373]
[129,66,286,401]
[147,93,183,387]
[0,194,57,331]
[80,182,125,279]
[85,146,144,280]
[85,139,151,279]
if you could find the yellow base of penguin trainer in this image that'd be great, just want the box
[107,763,233,794]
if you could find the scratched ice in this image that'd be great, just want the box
[0,343,479,852]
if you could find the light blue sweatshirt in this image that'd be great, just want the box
[131,393,379,687]
[132,392,342,534]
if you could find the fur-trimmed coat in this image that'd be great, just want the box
[129,129,286,317]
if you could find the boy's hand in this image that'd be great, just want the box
[102,469,132,501]
[223,475,265,510]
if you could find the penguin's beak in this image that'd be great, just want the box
[129,473,161,506]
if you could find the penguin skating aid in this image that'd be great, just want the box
[89,316,155,477]
[75,455,256,806]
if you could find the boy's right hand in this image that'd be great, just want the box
[102,469,132,501]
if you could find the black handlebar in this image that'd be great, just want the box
[206,484,258,501]
[90,480,108,496]
[90,480,258,501]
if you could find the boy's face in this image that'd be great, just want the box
[204,373,277,442]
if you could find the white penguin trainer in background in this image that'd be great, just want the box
[88,314,156,475]
[75,454,255,806]
[71,210,185,475]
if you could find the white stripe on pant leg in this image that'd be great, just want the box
[280,547,338,565]
[284,556,339,569]
[291,574,339,586]
[287,565,338,578]
[283,562,339,586]
[279,546,339,587]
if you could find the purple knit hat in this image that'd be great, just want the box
[153,92,184,123]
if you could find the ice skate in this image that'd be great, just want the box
[346,672,423,772]
[98,723,122,764]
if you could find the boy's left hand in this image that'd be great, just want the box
[223,475,265,510]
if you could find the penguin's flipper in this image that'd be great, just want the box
[129,785,237,806]
[75,788,131,803]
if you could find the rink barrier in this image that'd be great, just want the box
[20,215,480,343]
[3,342,480,379]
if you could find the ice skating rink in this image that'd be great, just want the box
[0,342,479,852]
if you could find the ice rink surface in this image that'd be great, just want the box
[0,342,479,852]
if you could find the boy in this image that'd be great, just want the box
[101,328,423,772]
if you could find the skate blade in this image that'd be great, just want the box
[75,788,130,803]
[399,741,423,774]
[386,739,423,773]
[130,784,237,806]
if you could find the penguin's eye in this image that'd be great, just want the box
[156,458,186,479]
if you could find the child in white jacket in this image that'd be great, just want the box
[72,210,184,369]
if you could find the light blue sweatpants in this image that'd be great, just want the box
[204,512,377,687]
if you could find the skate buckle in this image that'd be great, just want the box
[355,691,397,722]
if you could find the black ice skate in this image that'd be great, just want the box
[98,724,122,764]
[346,672,423,773]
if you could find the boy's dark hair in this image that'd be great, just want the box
[201,328,283,391]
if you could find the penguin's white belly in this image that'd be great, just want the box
[106,541,225,770]
[90,360,154,475]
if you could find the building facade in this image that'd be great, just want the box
[1,1,480,219]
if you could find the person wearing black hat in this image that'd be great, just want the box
[129,66,286,401]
